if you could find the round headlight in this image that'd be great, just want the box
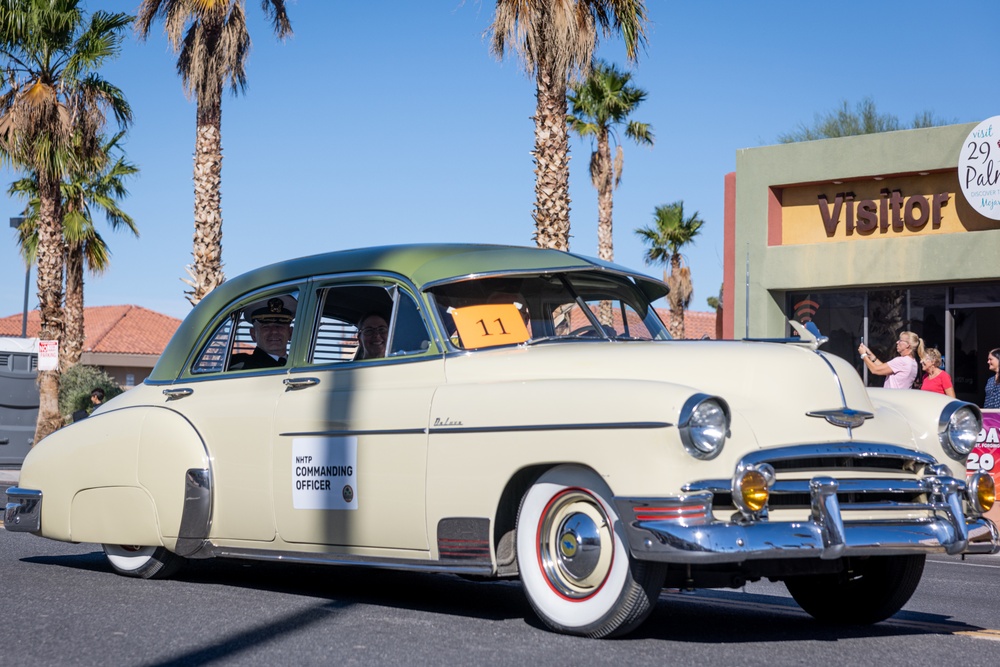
[679,395,730,460]
[938,403,981,461]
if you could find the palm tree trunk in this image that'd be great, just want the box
[532,59,571,251]
[33,173,65,443]
[595,129,614,263]
[667,254,685,339]
[595,130,615,326]
[62,242,85,372]
[188,94,226,305]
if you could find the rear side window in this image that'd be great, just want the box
[190,289,300,374]
[307,284,431,365]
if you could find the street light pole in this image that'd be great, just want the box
[9,216,29,338]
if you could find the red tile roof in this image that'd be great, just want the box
[682,310,718,340]
[0,306,181,356]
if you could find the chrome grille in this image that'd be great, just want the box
[684,442,940,513]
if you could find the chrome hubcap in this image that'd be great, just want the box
[557,512,602,580]
[538,490,614,599]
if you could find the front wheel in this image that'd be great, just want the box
[515,465,665,637]
[784,554,925,624]
[102,544,184,579]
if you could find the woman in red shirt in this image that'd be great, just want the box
[919,348,955,397]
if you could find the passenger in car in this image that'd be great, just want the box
[356,313,388,359]
[229,296,295,370]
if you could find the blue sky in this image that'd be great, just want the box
[2,1,998,322]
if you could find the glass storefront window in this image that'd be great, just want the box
[952,283,1000,306]
[789,291,863,372]
[787,286,945,389]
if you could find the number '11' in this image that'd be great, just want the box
[476,318,509,336]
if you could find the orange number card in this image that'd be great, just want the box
[450,304,530,349]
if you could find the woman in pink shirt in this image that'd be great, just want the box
[919,348,955,397]
[858,331,924,389]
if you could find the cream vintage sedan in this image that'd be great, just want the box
[6,244,998,637]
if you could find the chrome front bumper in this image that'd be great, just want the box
[4,487,42,533]
[615,479,1000,565]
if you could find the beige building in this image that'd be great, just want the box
[723,120,1000,405]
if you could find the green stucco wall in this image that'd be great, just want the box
[731,122,998,338]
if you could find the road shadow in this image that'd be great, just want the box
[25,549,530,624]
[22,549,986,643]
[628,589,984,643]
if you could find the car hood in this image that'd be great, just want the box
[442,339,920,452]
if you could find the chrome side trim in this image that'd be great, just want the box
[204,545,495,576]
[281,421,671,438]
[175,469,213,557]
[280,428,427,437]
[4,487,42,533]
[429,421,671,435]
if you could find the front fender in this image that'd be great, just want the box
[866,388,976,465]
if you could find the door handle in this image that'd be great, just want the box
[283,377,320,390]
[162,388,194,400]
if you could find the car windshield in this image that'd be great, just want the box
[427,272,671,351]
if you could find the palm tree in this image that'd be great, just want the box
[488,0,648,252]
[568,59,652,263]
[136,0,292,306]
[0,0,133,443]
[10,131,140,372]
[635,201,705,339]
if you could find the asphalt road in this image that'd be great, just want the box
[2,505,999,667]
[5,470,1000,665]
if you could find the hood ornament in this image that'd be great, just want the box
[807,408,874,429]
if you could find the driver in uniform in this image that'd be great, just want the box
[229,296,295,370]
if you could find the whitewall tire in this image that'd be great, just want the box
[102,544,184,580]
[515,465,665,637]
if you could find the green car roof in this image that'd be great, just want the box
[149,243,666,382]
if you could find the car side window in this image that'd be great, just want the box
[307,284,431,365]
[191,315,235,374]
[191,289,300,374]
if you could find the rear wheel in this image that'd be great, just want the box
[784,554,925,624]
[515,465,665,637]
[102,544,184,579]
